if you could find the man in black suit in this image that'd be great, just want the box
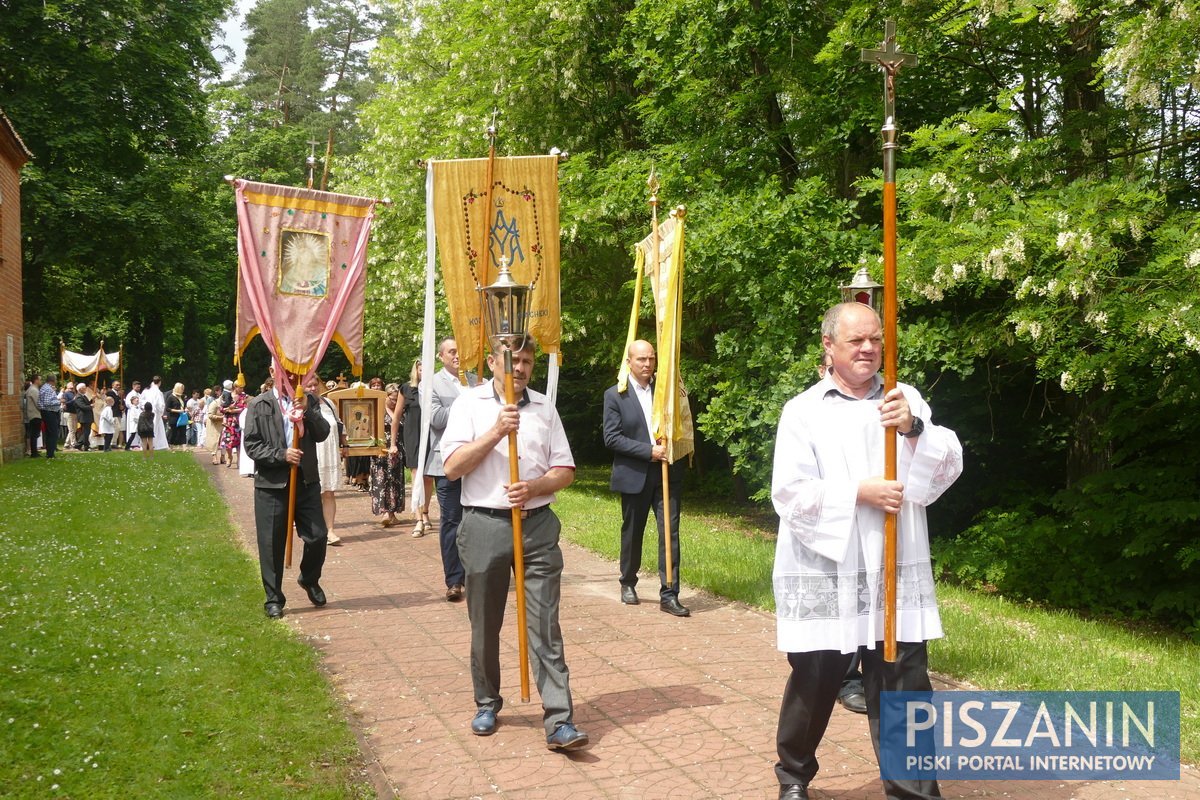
[602,339,689,617]
[242,367,332,619]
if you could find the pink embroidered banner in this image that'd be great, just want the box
[233,180,376,391]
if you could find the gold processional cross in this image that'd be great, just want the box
[860,20,917,180]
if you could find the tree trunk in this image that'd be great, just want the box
[1059,19,1107,177]
[1064,388,1110,487]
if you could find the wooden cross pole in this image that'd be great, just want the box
[861,19,917,664]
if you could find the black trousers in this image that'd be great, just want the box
[27,419,42,455]
[253,478,327,608]
[618,466,682,600]
[435,476,465,588]
[41,411,60,457]
[775,641,941,799]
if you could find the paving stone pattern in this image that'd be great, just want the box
[205,457,1198,800]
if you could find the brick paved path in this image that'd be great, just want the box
[204,456,1198,800]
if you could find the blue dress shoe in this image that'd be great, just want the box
[470,708,497,736]
[545,722,589,751]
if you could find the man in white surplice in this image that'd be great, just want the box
[770,302,963,800]
[140,376,171,451]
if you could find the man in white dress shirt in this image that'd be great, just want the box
[441,336,588,752]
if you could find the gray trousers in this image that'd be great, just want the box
[457,507,574,735]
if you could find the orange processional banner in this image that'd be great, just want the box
[430,155,561,376]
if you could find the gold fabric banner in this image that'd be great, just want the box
[621,211,695,464]
[431,155,561,377]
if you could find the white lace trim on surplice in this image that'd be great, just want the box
[773,562,938,623]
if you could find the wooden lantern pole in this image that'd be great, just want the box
[502,344,532,703]
[861,20,916,663]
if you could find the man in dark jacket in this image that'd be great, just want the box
[72,384,94,451]
[242,367,332,619]
[601,339,689,617]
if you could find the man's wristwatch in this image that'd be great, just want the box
[900,417,925,438]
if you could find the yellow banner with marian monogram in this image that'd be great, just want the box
[430,155,561,378]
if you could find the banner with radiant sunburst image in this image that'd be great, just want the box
[233,179,377,381]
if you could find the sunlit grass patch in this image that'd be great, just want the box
[0,452,372,798]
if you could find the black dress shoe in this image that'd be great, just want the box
[620,585,639,605]
[838,691,868,714]
[298,578,327,606]
[659,596,691,617]
[265,603,283,619]
[779,784,810,800]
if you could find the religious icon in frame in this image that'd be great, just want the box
[278,229,330,297]
[325,385,388,456]
[343,400,374,444]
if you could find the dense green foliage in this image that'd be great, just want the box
[4,0,1198,628]
[0,454,371,798]
[0,0,233,391]
[345,0,1200,629]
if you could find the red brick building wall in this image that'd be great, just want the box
[0,111,32,464]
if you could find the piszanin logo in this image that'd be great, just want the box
[879,691,1180,780]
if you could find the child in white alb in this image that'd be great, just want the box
[99,396,116,451]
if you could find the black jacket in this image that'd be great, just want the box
[602,380,684,494]
[242,390,330,489]
[72,394,95,425]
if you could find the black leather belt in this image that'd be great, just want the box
[465,505,551,520]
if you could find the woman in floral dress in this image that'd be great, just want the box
[219,384,247,468]
[369,386,405,527]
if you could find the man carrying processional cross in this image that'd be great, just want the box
[770,23,963,800]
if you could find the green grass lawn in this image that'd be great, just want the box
[558,464,1200,764]
[0,452,372,799]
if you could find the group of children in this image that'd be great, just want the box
[89,392,158,457]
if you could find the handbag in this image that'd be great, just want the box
[175,407,189,427]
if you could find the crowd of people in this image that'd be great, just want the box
[20,375,252,459]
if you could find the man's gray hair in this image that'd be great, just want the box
[489,333,538,356]
[821,302,881,341]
